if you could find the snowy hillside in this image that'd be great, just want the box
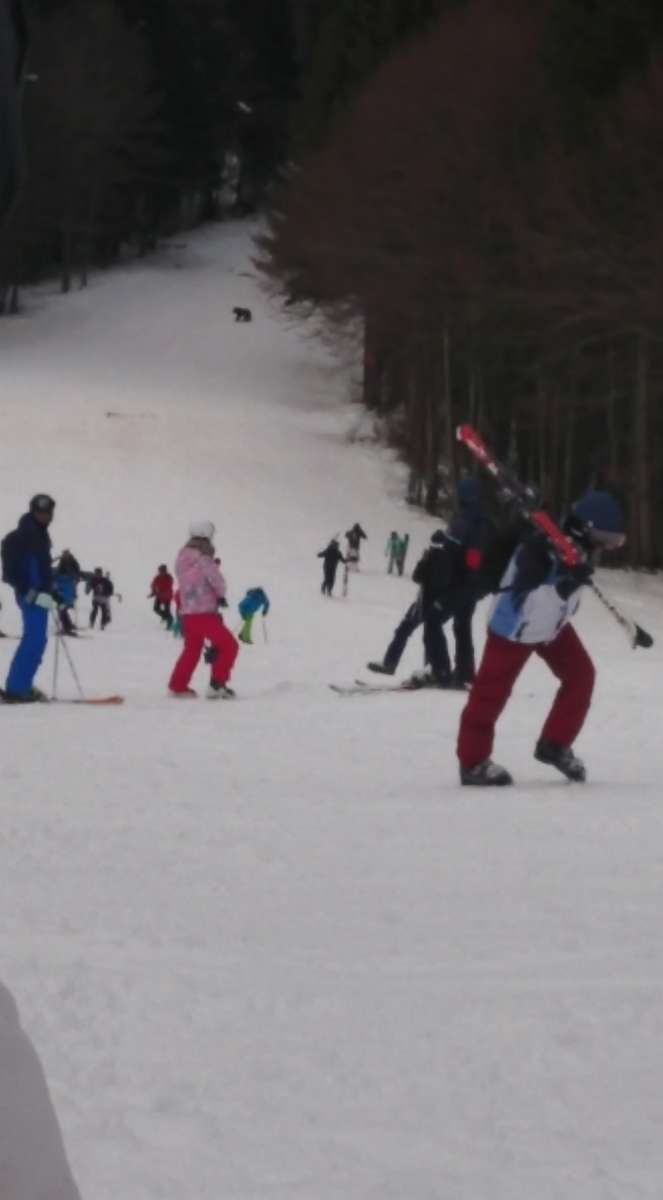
[2,223,663,1200]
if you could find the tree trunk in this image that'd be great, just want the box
[633,332,653,565]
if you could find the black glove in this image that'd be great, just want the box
[218,596,228,609]
[556,561,593,599]
[203,643,218,664]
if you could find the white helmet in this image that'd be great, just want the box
[189,519,215,540]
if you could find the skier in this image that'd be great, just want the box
[395,532,409,576]
[52,549,81,636]
[238,587,270,644]
[0,493,57,702]
[0,976,82,1200]
[457,491,626,786]
[87,567,113,629]
[368,530,466,685]
[169,520,238,698]
[386,531,400,574]
[318,537,346,596]
[149,563,174,629]
[344,522,367,570]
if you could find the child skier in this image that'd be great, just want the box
[87,568,113,629]
[169,520,238,698]
[457,491,625,786]
[149,564,174,629]
[318,537,346,596]
[238,587,270,644]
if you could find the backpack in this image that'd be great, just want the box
[0,530,18,586]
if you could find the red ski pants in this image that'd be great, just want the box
[457,624,595,769]
[169,612,238,692]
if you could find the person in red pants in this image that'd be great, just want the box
[457,491,626,786]
[168,520,238,699]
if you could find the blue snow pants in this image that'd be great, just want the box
[5,598,48,695]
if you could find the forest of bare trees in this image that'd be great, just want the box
[260,0,663,566]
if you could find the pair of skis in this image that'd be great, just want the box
[456,424,653,650]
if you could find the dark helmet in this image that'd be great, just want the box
[29,493,55,515]
[565,491,625,549]
[430,529,448,548]
[158,563,168,571]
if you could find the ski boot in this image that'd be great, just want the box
[169,687,197,699]
[367,661,395,676]
[0,686,49,704]
[207,682,236,700]
[534,738,586,782]
[460,758,513,786]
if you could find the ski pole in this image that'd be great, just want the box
[589,580,654,649]
[56,621,87,700]
[262,615,268,644]
[51,617,60,700]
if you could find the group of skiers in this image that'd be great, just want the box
[359,476,627,787]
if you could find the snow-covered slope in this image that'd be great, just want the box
[2,224,663,1200]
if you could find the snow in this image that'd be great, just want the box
[2,223,663,1199]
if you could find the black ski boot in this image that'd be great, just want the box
[460,758,513,787]
[534,738,586,782]
[367,661,395,676]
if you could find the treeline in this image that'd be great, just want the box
[259,0,663,566]
[1,0,297,310]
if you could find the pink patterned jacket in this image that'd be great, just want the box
[174,546,227,615]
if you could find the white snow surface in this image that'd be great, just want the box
[2,223,663,1200]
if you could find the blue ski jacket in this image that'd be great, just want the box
[238,587,270,619]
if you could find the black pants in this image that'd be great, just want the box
[322,565,338,595]
[452,597,477,684]
[422,603,454,683]
[90,600,110,629]
[383,599,424,670]
[58,605,76,635]
[153,597,172,626]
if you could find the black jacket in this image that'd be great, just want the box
[345,525,366,551]
[318,543,345,570]
[412,541,463,609]
[1,512,52,596]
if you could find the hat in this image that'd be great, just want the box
[567,491,625,549]
[29,493,55,514]
[189,520,215,540]
[430,529,449,548]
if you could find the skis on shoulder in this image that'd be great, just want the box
[457,423,654,650]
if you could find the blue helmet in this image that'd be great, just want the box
[457,477,482,508]
[571,491,624,535]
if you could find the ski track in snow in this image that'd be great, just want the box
[2,223,663,1199]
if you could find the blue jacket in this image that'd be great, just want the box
[238,587,270,619]
[1,513,53,598]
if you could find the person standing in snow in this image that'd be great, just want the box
[0,493,57,702]
[445,477,496,686]
[0,977,82,1200]
[318,537,346,596]
[52,549,81,636]
[344,522,367,570]
[149,563,174,629]
[457,491,626,787]
[86,568,113,629]
[238,587,270,644]
[385,531,400,574]
[169,520,238,698]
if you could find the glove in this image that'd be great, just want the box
[556,561,593,599]
[218,596,228,608]
[204,644,218,664]
[30,591,57,610]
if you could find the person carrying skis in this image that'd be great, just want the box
[238,587,270,644]
[457,491,626,786]
[318,537,346,596]
[385,531,400,574]
[149,564,174,629]
[0,493,57,702]
[169,520,238,698]
[395,532,409,576]
[345,522,367,570]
